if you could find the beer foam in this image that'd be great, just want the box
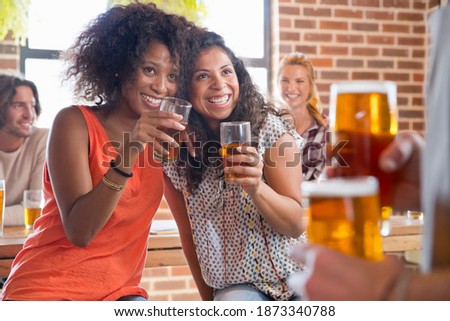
[301,176,379,197]
[330,81,396,95]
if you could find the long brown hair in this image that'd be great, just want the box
[277,52,327,127]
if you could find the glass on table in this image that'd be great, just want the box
[23,189,43,230]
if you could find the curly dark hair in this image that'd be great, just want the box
[63,2,195,111]
[0,73,41,128]
[176,29,292,192]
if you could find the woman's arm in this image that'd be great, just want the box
[163,175,214,300]
[225,133,304,238]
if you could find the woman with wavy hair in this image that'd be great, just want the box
[277,52,329,181]
[163,30,306,301]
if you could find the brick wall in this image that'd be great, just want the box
[274,0,441,133]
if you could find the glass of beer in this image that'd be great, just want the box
[329,81,398,211]
[23,189,43,230]
[220,121,251,179]
[153,97,192,162]
[302,176,384,261]
[0,180,5,237]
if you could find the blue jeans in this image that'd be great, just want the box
[214,284,301,301]
[117,295,147,301]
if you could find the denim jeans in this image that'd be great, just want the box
[214,284,301,301]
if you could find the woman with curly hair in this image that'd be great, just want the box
[1,3,196,301]
[163,30,306,301]
[277,52,329,181]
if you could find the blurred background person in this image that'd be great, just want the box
[0,73,48,226]
[277,52,329,181]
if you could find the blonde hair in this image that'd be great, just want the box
[277,52,327,127]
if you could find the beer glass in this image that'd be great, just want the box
[0,180,5,237]
[302,176,384,261]
[23,189,43,230]
[329,81,398,210]
[153,97,192,162]
[220,121,251,179]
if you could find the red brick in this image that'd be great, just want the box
[280,31,300,41]
[336,34,364,43]
[383,72,410,81]
[398,61,423,70]
[383,23,410,33]
[144,267,170,277]
[352,72,379,80]
[280,18,292,28]
[413,25,426,34]
[352,47,379,56]
[335,9,363,18]
[366,10,394,20]
[398,121,410,130]
[153,280,186,291]
[304,8,332,17]
[171,266,192,276]
[383,0,410,8]
[412,97,424,106]
[294,19,316,29]
[413,73,424,82]
[321,0,348,4]
[413,1,426,10]
[279,6,300,15]
[397,12,424,22]
[352,0,380,7]
[352,22,379,31]
[311,58,333,67]
[399,109,424,118]
[320,20,349,30]
[412,122,424,131]
[398,97,408,106]
[337,59,364,68]
[367,35,395,45]
[280,45,294,54]
[428,0,440,9]
[368,60,394,69]
[320,46,349,55]
[149,294,170,301]
[398,85,423,93]
[295,0,316,3]
[398,37,425,46]
[383,48,409,57]
[294,45,317,55]
[321,71,349,80]
[304,33,332,42]
[0,59,17,69]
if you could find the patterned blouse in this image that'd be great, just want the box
[301,115,329,182]
[164,114,305,300]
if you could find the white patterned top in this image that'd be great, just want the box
[164,114,306,300]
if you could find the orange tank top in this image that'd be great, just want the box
[1,106,164,300]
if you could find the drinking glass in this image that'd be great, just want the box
[302,176,384,261]
[23,189,43,230]
[153,97,192,162]
[0,180,5,237]
[220,121,251,179]
[329,81,398,212]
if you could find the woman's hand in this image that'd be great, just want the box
[223,145,264,195]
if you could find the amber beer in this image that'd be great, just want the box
[154,97,192,162]
[302,177,383,261]
[220,121,251,179]
[0,180,5,237]
[329,81,398,208]
[153,122,187,162]
[23,189,43,230]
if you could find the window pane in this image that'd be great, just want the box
[28,0,107,50]
[247,67,268,97]
[25,59,76,129]
[203,0,264,58]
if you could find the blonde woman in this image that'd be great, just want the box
[277,52,329,181]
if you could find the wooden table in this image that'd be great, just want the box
[0,216,422,279]
[0,224,186,278]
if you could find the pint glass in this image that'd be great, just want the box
[302,176,383,261]
[329,81,397,209]
[220,121,251,179]
[23,189,43,230]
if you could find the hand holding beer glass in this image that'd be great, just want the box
[23,189,43,230]
[329,81,398,212]
[220,121,251,179]
[0,180,5,236]
[153,97,192,162]
[302,176,384,261]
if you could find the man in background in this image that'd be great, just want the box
[0,73,48,227]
